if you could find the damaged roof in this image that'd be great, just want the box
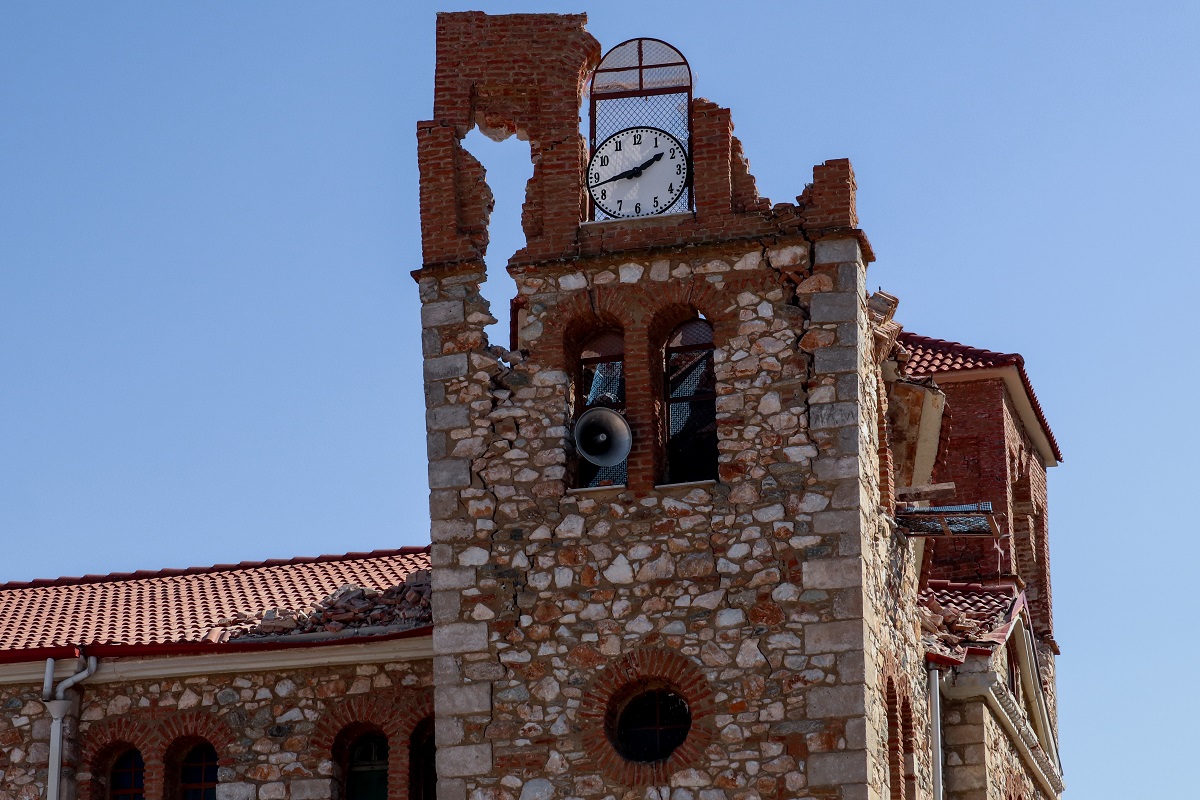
[898,332,1063,464]
[919,579,1024,663]
[0,548,431,662]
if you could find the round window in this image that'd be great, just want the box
[609,686,692,763]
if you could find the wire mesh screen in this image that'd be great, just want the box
[593,94,691,219]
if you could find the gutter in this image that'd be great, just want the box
[941,671,1065,797]
[928,664,944,800]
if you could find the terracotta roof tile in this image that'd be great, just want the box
[897,332,1062,463]
[919,580,1023,661]
[0,548,430,655]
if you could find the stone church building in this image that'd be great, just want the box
[0,12,1066,800]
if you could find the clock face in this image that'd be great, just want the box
[587,127,689,219]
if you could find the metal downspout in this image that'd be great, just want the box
[44,655,98,800]
[929,664,944,800]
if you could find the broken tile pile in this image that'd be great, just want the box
[217,570,432,639]
[918,592,1003,659]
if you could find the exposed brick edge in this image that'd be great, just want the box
[577,648,715,787]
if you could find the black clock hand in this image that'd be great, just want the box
[590,151,666,188]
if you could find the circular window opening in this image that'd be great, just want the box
[609,685,692,763]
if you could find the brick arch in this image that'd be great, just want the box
[312,688,435,800]
[536,285,640,371]
[579,648,716,788]
[157,712,235,800]
[642,278,736,351]
[78,717,159,800]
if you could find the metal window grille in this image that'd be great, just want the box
[577,330,627,487]
[110,749,145,800]
[589,38,693,220]
[179,744,218,800]
[347,734,389,800]
[664,319,716,484]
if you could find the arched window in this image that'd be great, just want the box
[408,717,436,800]
[576,329,626,487]
[109,748,145,800]
[178,742,218,800]
[346,732,389,800]
[663,318,717,483]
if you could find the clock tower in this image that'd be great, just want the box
[416,12,923,800]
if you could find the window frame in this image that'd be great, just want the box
[662,318,717,484]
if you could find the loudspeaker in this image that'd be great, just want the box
[573,407,633,467]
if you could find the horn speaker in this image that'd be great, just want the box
[573,407,632,467]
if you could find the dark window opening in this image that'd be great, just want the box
[576,329,627,487]
[609,686,691,763]
[346,733,389,800]
[664,318,716,483]
[1006,639,1023,704]
[109,748,145,800]
[409,717,436,800]
[179,743,218,800]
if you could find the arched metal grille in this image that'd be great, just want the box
[589,38,693,219]
[179,743,218,800]
[110,749,145,800]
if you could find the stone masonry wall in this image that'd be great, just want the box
[421,228,887,800]
[0,656,432,800]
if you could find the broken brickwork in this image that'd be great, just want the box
[415,11,936,800]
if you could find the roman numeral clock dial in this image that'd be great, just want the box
[587,127,690,219]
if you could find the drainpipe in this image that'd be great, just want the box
[928,664,944,800]
[43,655,98,800]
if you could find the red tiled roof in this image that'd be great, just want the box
[0,548,430,657]
[897,332,1063,463]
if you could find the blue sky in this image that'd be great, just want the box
[2,2,1197,795]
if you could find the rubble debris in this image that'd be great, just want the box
[215,570,432,640]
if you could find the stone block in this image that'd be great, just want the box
[809,293,858,323]
[432,568,475,592]
[805,620,864,653]
[807,751,868,785]
[809,401,857,428]
[813,239,861,266]
[427,404,469,430]
[812,510,861,536]
[806,685,865,718]
[433,622,488,654]
[802,557,862,589]
[424,353,468,381]
[436,682,491,715]
[428,459,471,489]
[290,780,332,800]
[813,347,858,375]
[437,743,493,778]
[215,784,255,800]
[421,300,465,327]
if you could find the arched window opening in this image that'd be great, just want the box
[109,748,145,800]
[576,329,627,487]
[345,732,389,800]
[178,743,218,800]
[409,716,436,800]
[664,318,716,483]
[606,683,692,763]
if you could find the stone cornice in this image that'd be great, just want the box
[0,634,433,686]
